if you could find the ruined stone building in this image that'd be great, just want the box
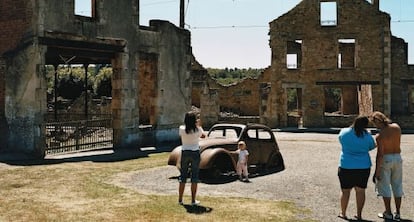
[0,0,193,158]
[196,0,414,129]
[263,0,414,128]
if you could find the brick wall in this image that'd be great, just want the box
[0,0,33,55]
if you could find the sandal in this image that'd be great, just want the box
[338,213,348,220]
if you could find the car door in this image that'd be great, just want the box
[244,127,275,165]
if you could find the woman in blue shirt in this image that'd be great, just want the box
[337,116,376,220]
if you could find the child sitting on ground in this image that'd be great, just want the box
[235,141,249,182]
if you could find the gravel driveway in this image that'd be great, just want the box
[111,132,414,222]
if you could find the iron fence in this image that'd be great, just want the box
[45,118,113,155]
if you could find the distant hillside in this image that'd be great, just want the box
[206,67,264,85]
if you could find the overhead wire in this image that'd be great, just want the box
[141,0,176,7]
[142,0,414,29]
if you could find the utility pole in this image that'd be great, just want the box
[180,0,185,28]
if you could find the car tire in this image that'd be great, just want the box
[208,167,222,179]
[266,152,285,171]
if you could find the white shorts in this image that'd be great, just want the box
[376,153,404,198]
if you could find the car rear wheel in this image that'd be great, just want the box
[266,152,285,171]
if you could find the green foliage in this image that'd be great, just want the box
[46,65,112,101]
[46,66,264,102]
[206,67,264,85]
[287,88,298,111]
[94,67,112,97]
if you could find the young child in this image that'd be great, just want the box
[235,141,249,182]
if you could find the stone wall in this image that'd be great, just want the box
[391,36,413,115]
[194,68,272,127]
[0,58,5,118]
[0,0,192,157]
[0,58,7,151]
[207,77,261,116]
[267,0,392,128]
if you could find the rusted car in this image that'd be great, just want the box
[167,123,285,179]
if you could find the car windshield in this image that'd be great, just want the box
[207,126,242,139]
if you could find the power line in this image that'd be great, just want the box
[188,25,267,30]
[186,19,414,30]
[141,0,176,7]
[391,20,414,23]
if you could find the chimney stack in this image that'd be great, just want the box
[372,0,380,11]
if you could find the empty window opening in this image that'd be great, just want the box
[324,87,342,114]
[287,88,303,127]
[320,2,337,26]
[324,86,359,115]
[340,86,359,114]
[286,40,302,69]
[75,0,94,17]
[338,39,355,69]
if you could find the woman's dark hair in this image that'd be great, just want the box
[184,111,199,134]
[352,116,369,138]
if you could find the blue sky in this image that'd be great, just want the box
[79,0,414,68]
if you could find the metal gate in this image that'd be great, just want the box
[45,116,113,155]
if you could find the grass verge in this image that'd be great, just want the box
[0,152,315,222]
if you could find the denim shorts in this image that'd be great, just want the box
[376,153,404,198]
[179,150,200,183]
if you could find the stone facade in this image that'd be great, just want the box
[264,0,414,128]
[196,0,414,129]
[0,0,192,158]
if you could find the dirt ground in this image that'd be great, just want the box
[111,132,414,222]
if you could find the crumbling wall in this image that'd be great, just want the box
[268,0,391,128]
[192,67,271,127]
[1,0,192,157]
[3,45,47,158]
[391,36,412,115]
[190,56,208,108]
[0,58,7,151]
[200,88,219,129]
[207,78,260,116]
[0,0,37,155]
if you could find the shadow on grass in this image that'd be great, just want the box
[0,148,150,166]
[182,204,213,214]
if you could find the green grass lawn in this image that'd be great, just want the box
[0,152,315,222]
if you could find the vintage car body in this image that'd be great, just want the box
[167,123,285,179]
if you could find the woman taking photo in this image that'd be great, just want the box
[178,111,206,206]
